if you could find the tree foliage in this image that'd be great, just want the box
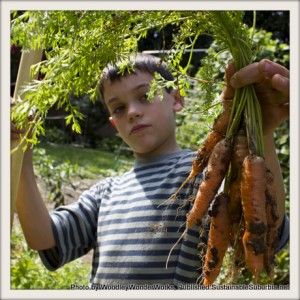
[11,10,256,148]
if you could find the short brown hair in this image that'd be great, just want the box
[98,53,175,103]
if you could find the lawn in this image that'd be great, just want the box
[35,142,134,178]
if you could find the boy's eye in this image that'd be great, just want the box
[139,93,149,102]
[112,105,125,115]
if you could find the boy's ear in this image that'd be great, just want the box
[109,116,116,128]
[172,89,184,112]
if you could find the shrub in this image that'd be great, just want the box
[11,225,91,289]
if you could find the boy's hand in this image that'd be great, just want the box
[11,98,34,161]
[222,59,289,135]
[11,122,25,140]
[11,98,34,145]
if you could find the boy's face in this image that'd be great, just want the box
[103,71,184,157]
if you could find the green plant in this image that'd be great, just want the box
[11,11,289,150]
[11,225,90,289]
[33,147,81,207]
[40,127,71,144]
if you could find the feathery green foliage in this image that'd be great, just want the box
[11,10,257,151]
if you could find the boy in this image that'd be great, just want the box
[13,53,289,287]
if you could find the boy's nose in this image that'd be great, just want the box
[127,104,143,121]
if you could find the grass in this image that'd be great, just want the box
[35,142,134,178]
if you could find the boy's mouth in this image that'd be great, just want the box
[130,124,150,134]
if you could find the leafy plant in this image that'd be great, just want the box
[11,225,90,289]
[33,147,81,207]
[11,11,289,151]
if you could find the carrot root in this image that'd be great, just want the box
[166,227,187,269]
[241,155,267,281]
[264,168,280,281]
[187,138,233,229]
[242,231,265,282]
[189,107,232,176]
[203,192,232,286]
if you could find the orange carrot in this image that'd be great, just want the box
[161,108,231,206]
[203,192,232,286]
[194,107,231,174]
[240,155,267,282]
[230,129,249,180]
[228,129,249,223]
[242,231,265,282]
[227,129,249,281]
[165,138,232,267]
[187,137,232,228]
[264,168,279,280]
[231,217,246,271]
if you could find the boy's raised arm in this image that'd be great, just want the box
[12,124,56,250]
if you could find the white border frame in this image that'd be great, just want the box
[1,1,299,299]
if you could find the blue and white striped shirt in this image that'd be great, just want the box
[39,150,207,286]
[39,149,289,287]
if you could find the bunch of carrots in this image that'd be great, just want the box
[193,111,279,286]
[167,104,279,285]
[166,12,280,285]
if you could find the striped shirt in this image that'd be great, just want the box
[38,149,289,287]
[39,150,206,286]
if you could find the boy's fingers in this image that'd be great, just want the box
[225,62,235,83]
[230,59,289,89]
[258,59,290,79]
[11,132,21,140]
[230,62,262,88]
[221,63,235,103]
[272,74,289,100]
[11,127,24,140]
[11,121,26,138]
